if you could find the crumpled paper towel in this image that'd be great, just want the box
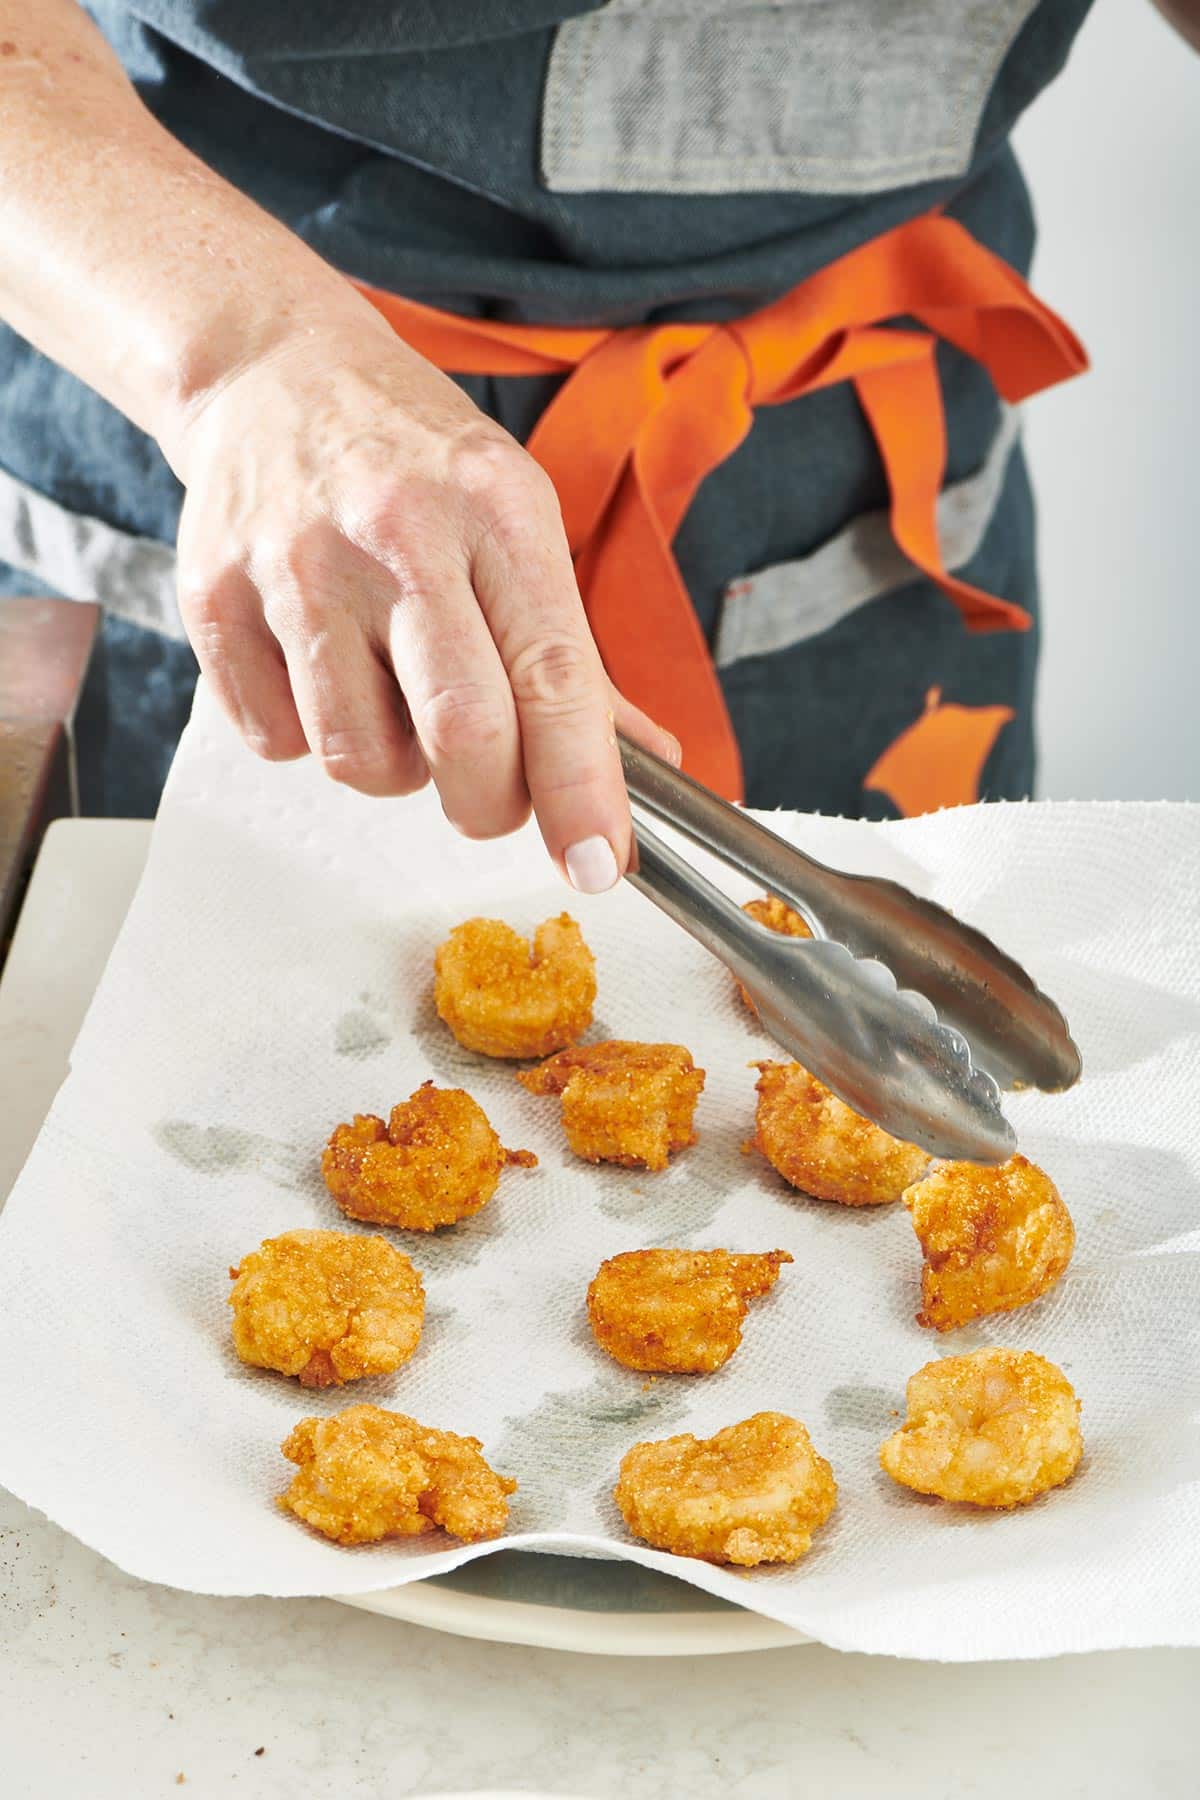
[1,681,1198,1660]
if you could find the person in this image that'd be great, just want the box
[0,2,1194,880]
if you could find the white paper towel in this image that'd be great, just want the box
[2,682,1198,1660]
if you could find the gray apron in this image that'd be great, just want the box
[0,0,1094,814]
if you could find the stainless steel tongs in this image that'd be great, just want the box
[618,735,1081,1165]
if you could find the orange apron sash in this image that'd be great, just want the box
[355,212,1086,800]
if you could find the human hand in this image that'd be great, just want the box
[173,317,677,890]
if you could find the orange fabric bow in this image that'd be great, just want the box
[356,212,1086,800]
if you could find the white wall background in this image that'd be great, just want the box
[1013,1,1200,800]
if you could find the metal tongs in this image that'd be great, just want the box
[618,735,1081,1165]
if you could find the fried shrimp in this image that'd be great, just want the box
[614,1412,837,1566]
[879,1347,1083,1508]
[748,1060,928,1206]
[518,1040,705,1171]
[736,895,812,1015]
[587,1248,792,1373]
[322,1082,536,1231]
[434,913,596,1058]
[903,1154,1075,1331]
[228,1229,424,1387]
[278,1403,517,1545]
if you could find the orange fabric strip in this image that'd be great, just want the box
[355,212,1086,799]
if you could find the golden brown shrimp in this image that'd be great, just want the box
[879,1347,1083,1508]
[434,913,596,1058]
[614,1412,837,1566]
[748,1060,928,1206]
[322,1082,536,1231]
[736,895,812,1015]
[518,1040,705,1171]
[278,1403,517,1546]
[587,1248,792,1373]
[228,1229,424,1387]
[903,1154,1075,1331]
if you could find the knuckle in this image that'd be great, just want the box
[449,798,532,843]
[448,428,528,500]
[345,483,415,564]
[317,725,411,793]
[177,567,236,637]
[419,681,512,766]
[255,522,341,602]
[450,432,552,540]
[508,635,595,713]
[244,728,305,766]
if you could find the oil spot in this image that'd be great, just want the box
[153,1120,318,1194]
[391,1204,505,1273]
[593,1117,742,1239]
[824,1384,897,1433]
[498,1372,686,1531]
[417,1301,471,1357]
[334,1010,389,1059]
[407,990,499,1080]
[154,1121,259,1173]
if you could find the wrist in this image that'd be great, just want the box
[152,268,389,478]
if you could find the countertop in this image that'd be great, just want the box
[2,820,1198,1800]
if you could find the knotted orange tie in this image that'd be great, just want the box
[355,212,1086,801]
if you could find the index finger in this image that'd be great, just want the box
[470,501,630,894]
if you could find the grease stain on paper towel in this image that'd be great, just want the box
[824,1384,896,1434]
[498,1374,686,1531]
[334,1009,390,1059]
[152,1120,316,1193]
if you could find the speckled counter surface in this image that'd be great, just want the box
[4,1483,1200,1800]
[2,822,1198,1800]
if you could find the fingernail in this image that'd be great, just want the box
[665,735,683,767]
[564,835,620,895]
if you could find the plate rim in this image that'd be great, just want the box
[337,1578,810,1656]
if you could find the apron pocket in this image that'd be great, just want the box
[542,0,1039,195]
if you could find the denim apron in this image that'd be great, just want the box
[0,0,1094,815]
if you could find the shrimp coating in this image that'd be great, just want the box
[518,1040,705,1171]
[228,1229,424,1387]
[587,1248,792,1373]
[322,1081,536,1231]
[278,1403,517,1546]
[903,1154,1075,1331]
[737,895,812,1015]
[879,1347,1083,1508]
[614,1412,837,1566]
[749,1060,928,1206]
[434,913,596,1059]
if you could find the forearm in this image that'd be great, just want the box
[0,0,383,467]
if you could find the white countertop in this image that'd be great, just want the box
[5,1474,1199,1800]
[2,821,1198,1800]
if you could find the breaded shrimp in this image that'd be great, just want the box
[518,1040,705,1171]
[903,1154,1075,1331]
[614,1412,837,1566]
[748,1060,928,1206]
[322,1081,536,1231]
[278,1403,517,1546]
[587,1248,792,1373]
[228,1229,424,1387]
[879,1347,1083,1508]
[736,895,812,1015]
[434,914,596,1058]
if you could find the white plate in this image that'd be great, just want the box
[339,1549,807,1655]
